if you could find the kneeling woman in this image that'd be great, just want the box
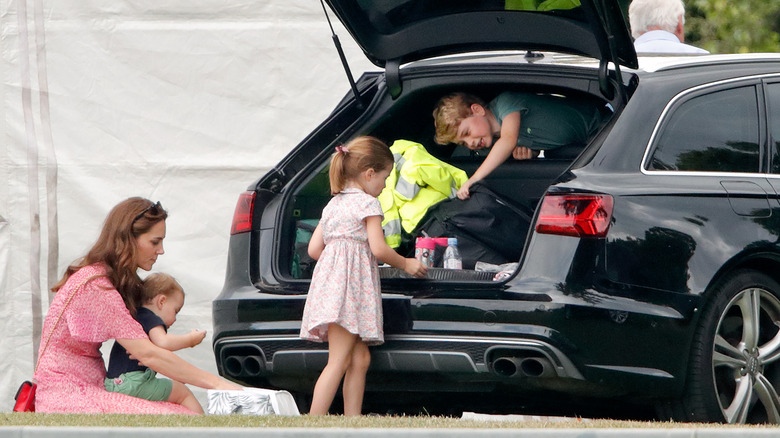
[34,197,241,414]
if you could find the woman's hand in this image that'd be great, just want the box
[127,352,144,367]
[403,258,428,278]
[214,380,244,391]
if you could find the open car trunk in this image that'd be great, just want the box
[267,0,638,289]
[280,75,619,285]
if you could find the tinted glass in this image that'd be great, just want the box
[353,0,583,32]
[768,83,780,173]
[649,86,760,173]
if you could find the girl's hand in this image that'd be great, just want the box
[189,329,206,347]
[404,258,428,278]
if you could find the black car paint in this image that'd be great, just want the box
[212,2,780,422]
[322,0,637,69]
[213,56,780,405]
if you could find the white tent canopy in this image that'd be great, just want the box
[1,0,374,409]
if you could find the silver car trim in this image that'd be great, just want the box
[640,73,780,177]
[585,364,674,379]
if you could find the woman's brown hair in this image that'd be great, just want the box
[52,197,168,316]
[328,136,394,195]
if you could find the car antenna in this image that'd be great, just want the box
[319,0,364,110]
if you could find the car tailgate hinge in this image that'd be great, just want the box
[386,59,402,99]
[264,168,285,193]
[592,0,628,105]
[598,59,615,101]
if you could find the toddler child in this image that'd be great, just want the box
[105,272,207,413]
[300,136,428,416]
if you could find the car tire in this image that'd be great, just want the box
[676,269,780,424]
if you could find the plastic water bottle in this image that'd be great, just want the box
[443,238,462,270]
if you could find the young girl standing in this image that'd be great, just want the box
[300,136,428,416]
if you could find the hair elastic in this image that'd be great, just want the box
[335,145,348,155]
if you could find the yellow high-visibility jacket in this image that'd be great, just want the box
[379,140,468,247]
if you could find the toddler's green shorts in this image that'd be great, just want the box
[104,368,173,402]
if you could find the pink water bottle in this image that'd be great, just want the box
[415,237,435,268]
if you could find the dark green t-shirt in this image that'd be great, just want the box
[488,91,605,150]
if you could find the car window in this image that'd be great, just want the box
[648,86,760,173]
[353,0,582,30]
[767,83,780,174]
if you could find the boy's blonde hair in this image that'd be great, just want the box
[142,272,184,304]
[432,92,487,145]
[329,136,394,195]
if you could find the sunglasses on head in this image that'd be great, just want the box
[133,201,162,223]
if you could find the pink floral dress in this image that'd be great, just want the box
[300,188,385,345]
[33,263,194,414]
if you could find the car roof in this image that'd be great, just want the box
[633,53,780,73]
[323,0,637,70]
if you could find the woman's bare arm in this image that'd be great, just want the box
[117,337,241,390]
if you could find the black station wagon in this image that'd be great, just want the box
[212,0,780,423]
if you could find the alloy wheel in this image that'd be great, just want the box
[712,287,780,423]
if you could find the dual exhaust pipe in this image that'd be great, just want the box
[491,356,555,378]
[224,355,264,377]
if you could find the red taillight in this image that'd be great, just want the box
[536,194,614,237]
[230,191,256,235]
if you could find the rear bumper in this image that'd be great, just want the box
[213,330,684,403]
[213,286,693,400]
[215,333,583,382]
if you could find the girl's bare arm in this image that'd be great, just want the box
[365,215,427,277]
[308,223,325,261]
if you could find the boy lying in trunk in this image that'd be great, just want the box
[432,91,606,199]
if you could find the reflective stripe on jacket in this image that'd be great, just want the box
[379,140,468,247]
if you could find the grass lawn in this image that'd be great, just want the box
[1,413,776,429]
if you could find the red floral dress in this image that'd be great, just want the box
[300,189,385,345]
[33,263,195,414]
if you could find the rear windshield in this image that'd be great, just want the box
[354,0,584,33]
